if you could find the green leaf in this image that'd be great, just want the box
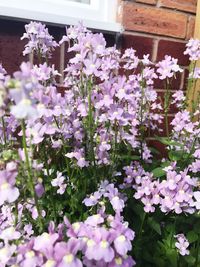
[148,217,162,235]
[185,255,196,265]
[187,231,199,243]
[169,150,183,161]
[120,155,140,160]
[155,136,182,147]
[166,249,177,267]
[152,167,166,178]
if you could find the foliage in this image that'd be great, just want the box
[0,22,200,266]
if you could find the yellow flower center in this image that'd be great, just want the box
[117,235,126,242]
[0,248,8,258]
[100,240,108,248]
[42,233,50,240]
[63,254,74,263]
[26,251,35,258]
[72,222,80,231]
[87,239,95,247]
[1,182,9,190]
[115,257,122,265]
[22,98,31,106]
[44,260,56,267]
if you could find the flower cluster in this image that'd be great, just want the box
[175,234,190,256]
[0,163,19,206]
[0,182,135,267]
[83,180,126,214]
[123,162,200,214]
[0,20,200,267]
[184,39,200,61]
[21,21,58,58]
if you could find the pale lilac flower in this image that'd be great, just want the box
[189,67,200,79]
[0,226,21,242]
[51,172,67,195]
[0,64,7,81]
[66,150,89,168]
[175,234,190,256]
[184,38,200,61]
[33,232,59,256]
[24,224,34,238]
[0,169,19,206]
[193,191,200,209]
[85,214,104,227]
[32,207,46,220]
[0,244,16,266]
[21,21,58,58]
[122,48,139,70]
[172,90,186,108]
[114,235,132,256]
[55,239,82,267]
[156,55,183,80]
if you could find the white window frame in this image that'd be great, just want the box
[0,0,122,32]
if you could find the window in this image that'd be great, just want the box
[66,0,90,3]
[0,0,122,32]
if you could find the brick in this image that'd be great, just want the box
[121,34,154,58]
[135,0,156,5]
[160,0,197,14]
[156,40,189,66]
[0,20,27,74]
[183,69,190,90]
[187,16,195,40]
[147,139,167,156]
[122,2,188,38]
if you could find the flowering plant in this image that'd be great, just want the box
[0,21,200,267]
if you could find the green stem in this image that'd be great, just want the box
[1,116,7,145]
[88,79,96,167]
[195,236,200,267]
[14,202,18,226]
[138,212,146,240]
[53,116,71,177]
[164,80,171,137]
[44,151,57,223]
[21,120,43,230]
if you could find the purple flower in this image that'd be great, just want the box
[85,214,104,227]
[54,239,82,267]
[51,172,67,195]
[0,64,7,81]
[114,234,132,256]
[33,232,59,257]
[0,244,16,266]
[0,226,21,242]
[0,169,19,206]
[193,191,200,209]
[184,39,200,61]
[21,21,58,58]
[156,55,183,80]
[175,234,190,256]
